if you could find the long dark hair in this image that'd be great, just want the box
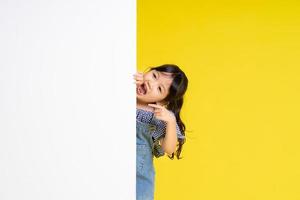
[146,64,188,160]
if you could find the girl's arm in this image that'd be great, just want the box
[159,119,177,155]
[147,103,179,156]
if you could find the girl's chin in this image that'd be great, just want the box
[136,97,153,104]
[136,94,147,98]
[136,97,147,102]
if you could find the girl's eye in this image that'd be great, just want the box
[153,73,157,79]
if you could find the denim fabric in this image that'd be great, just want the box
[136,120,155,200]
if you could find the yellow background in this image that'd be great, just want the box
[137,1,300,199]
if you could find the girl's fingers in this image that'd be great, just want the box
[133,75,144,81]
[133,73,143,77]
[154,111,161,116]
[148,104,164,109]
[134,78,144,82]
[134,80,144,85]
[136,78,143,82]
[133,79,144,84]
[133,80,141,84]
[153,106,163,111]
[133,72,144,77]
[154,113,161,117]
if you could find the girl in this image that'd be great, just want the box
[134,64,188,200]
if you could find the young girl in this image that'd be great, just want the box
[134,64,188,200]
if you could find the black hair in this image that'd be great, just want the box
[146,64,188,160]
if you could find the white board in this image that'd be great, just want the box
[0,0,136,199]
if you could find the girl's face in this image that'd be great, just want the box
[136,69,174,105]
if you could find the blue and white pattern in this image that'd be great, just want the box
[136,108,185,158]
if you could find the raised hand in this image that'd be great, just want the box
[133,71,144,86]
[148,103,176,124]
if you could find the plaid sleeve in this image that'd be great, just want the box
[152,118,185,140]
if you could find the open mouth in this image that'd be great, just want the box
[137,83,147,95]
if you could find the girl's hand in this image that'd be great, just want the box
[148,103,176,124]
[133,71,144,85]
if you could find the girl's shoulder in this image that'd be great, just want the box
[136,108,155,124]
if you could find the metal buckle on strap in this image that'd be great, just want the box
[148,124,156,132]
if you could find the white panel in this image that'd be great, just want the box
[0,0,136,199]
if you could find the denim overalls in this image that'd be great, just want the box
[136,120,156,200]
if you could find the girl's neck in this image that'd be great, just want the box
[136,99,155,112]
